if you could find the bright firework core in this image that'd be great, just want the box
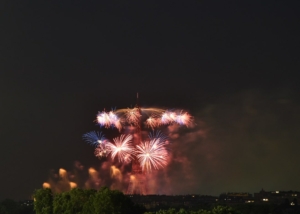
[83,100,193,194]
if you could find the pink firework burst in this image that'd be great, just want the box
[135,137,168,172]
[96,110,122,130]
[160,111,177,125]
[106,135,135,163]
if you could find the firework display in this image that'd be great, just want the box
[84,105,193,171]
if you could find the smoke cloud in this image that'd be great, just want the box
[159,89,300,195]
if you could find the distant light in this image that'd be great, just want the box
[263,198,269,201]
[42,182,51,189]
[70,182,77,189]
[291,202,295,206]
[276,191,279,194]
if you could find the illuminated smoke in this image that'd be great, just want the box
[42,182,50,189]
[110,166,123,190]
[43,168,77,193]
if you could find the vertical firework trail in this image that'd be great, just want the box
[127,93,146,194]
[82,94,193,194]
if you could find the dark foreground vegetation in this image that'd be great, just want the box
[33,187,145,214]
[2,187,300,214]
[0,199,34,214]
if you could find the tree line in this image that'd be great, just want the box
[33,187,145,214]
[2,187,300,214]
[144,206,241,214]
[0,199,34,214]
[33,188,244,214]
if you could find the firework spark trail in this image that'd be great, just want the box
[160,110,193,127]
[108,111,122,131]
[149,130,168,143]
[175,111,193,127]
[96,111,110,127]
[115,107,164,115]
[94,144,110,158]
[82,131,107,147]
[106,135,135,163]
[125,108,141,126]
[106,107,193,127]
[136,136,168,172]
[82,131,111,158]
[160,111,175,125]
[97,111,122,130]
[145,116,160,129]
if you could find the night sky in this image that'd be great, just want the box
[1,0,299,200]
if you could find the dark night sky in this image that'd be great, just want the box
[0,0,300,200]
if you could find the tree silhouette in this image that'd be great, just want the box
[33,187,145,214]
[33,188,53,214]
